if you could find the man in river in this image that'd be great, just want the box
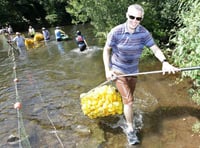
[42,27,50,41]
[103,4,179,145]
[54,26,66,41]
[10,32,27,57]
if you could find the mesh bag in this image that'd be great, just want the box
[80,85,123,119]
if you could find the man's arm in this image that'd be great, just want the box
[103,45,114,80]
[103,45,111,71]
[150,44,167,62]
[150,44,179,74]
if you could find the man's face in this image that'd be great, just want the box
[126,8,143,30]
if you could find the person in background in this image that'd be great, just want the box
[0,26,7,34]
[42,27,50,41]
[103,4,179,145]
[11,32,27,56]
[5,25,9,33]
[75,30,89,52]
[54,26,66,41]
[8,25,13,35]
[28,25,35,37]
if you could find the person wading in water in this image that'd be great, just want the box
[103,4,179,145]
[75,30,89,52]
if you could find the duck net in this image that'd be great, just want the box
[80,85,123,119]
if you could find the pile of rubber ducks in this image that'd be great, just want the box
[25,33,44,49]
[25,38,34,49]
[33,33,44,42]
[80,85,123,119]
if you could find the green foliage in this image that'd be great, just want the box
[0,0,24,25]
[189,87,200,105]
[140,47,154,59]
[66,0,88,24]
[171,0,200,70]
[45,14,59,25]
[0,0,70,29]
[36,0,70,26]
[67,0,136,37]
[171,0,200,105]
[141,0,180,42]
[192,121,200,134]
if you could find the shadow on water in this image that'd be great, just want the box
[56,41,65,55]
[144,106,200,133]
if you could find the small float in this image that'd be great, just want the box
[61,34,69,41]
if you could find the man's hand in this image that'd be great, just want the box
[105,70,117,81]
[162,62,180,75]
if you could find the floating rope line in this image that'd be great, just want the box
[7,40,31,148]
[28,73,64,148]
[6,35,64,147]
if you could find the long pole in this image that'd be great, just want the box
[118,66,200,77]
[99,66,200,87]
[7,41,18,50]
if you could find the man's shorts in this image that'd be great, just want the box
[115,76,137,104]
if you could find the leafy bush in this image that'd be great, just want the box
[45,14,59,25]
[192,121,200,134]
[171,0,200,98]
[171,0,200,132]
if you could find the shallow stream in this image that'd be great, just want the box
[0,24,199,148]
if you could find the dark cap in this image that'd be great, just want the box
[76,30,81,35]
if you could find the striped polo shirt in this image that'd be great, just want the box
[106,22,155,74]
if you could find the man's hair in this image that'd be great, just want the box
[127,4,144,18]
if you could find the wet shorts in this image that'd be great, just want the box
[115,76,137,104]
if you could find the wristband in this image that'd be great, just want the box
[162,59,168,63]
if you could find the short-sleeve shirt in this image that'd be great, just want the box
[42,30,50,40]
[12,36,25,47]
[106,22,155,74]
[55,29,62,39]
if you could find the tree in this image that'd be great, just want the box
[67,0,136,37]
[0,0,71,31]
[40,0,71,26]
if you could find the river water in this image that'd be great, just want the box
[0,24,199,148]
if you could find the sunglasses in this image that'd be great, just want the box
[128,15,142,21]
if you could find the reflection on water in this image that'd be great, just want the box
[0,25,200,148]
[56,41,65,55]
